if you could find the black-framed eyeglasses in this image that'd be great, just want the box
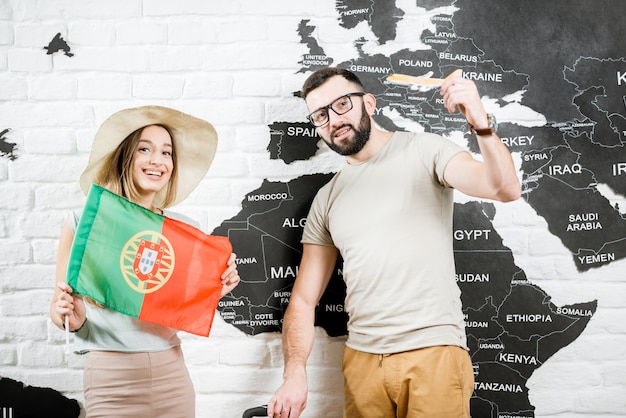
[307,92,366,127]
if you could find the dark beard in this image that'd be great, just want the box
[325,105,372,156]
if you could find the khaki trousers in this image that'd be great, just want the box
[83,346,195,418]
[343,345,474,418]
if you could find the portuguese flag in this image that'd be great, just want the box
[67,184,232,336]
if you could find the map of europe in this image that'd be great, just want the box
[213,1,626,416]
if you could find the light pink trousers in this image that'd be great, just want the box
[83,346,195,417]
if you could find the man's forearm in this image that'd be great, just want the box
[281,302,316,379]
[476,133,521,201]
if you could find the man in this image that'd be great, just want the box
[268,67,520,418]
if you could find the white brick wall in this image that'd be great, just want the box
[0,1,624,418]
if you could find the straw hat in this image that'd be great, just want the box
[80,105,218,208]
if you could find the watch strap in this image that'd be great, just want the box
[468,114,495,136]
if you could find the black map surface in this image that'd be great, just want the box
[0,129,17,161]
[212,1,626,416]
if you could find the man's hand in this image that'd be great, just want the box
[440,72,489,130]
[267,373,308,418]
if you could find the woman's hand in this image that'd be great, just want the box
[220,253,241,296]
[53,282,86,331]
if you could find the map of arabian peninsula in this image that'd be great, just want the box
[211,0,626,416]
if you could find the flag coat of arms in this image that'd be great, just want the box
[67,184,232,336]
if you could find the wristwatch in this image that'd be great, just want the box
[468,114,497,136]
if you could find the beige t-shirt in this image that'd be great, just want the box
[302,131,468,354]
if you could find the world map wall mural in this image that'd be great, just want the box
[210,1,622,416]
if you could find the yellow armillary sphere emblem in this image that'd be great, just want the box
[120,230,175,294]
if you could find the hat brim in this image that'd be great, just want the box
[80,105,218,208]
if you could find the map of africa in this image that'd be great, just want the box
[213,1,625,416]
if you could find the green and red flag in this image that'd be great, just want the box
[67,184,232,336]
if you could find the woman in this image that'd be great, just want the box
[50,106,240,417]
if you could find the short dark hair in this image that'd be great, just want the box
[301,67,365,99]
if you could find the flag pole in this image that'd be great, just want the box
[65,315,70,360]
